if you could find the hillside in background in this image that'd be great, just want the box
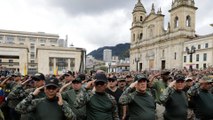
[88,43,130,60]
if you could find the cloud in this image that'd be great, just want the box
[48,0,135,16]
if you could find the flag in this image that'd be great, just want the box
[24,64,27,75]
[54,66,58,76]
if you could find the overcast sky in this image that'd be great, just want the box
[0,0,212,53]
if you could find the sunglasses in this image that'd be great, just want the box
[176,80,184,83]
[46,86,58,90]
[72,81,81,84]
[95,81,105,86]
[108,79,116,82]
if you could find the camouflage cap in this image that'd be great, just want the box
[134,74,148,82]
[200,75,213,83]
[117,77,126,82]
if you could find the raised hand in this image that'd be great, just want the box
[56,92,63,106]
[33,86,44,96]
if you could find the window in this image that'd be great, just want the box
[140,16,143,21]
[51,45,55,47]
[40,39,46,43]
[30,38,36,42]
[184,56,186,63]
[9,59,13,63]
[174,52,177,60]
[203,53,207,61]
[203,63,207,69]
[0,36,3,40]
[6,36,14,44]
[134,17,136,22]
[174,16,179,28]
[139,33,143,40]
[196,54,199,62]
[40,44,45,46]
[133,34,135,41]
[0,59,2,63]
[186,15,191,27]
[19,43,24,45]
[50,39,57,43]
[18,37,25,42]
[30,60,35,63]
[205,43,208,48]
[198,44,201,49]
[30,54,35,59]
[196,64,199,69]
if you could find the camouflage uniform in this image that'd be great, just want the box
[75,89,119,120]
[160,87,188,120]
[62,88,86,120]
[15,93,76,120]
[7,84,45,120]
[119,87,156,120]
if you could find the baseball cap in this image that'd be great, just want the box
[94,73,107,83]
[134,74,148,81]
[45,77,59,87]
[32,73,45,81]
[174,74,185,81]
[72,77,82,83]
[200,76,213,83]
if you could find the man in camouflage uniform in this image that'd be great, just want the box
[188,75,213,120]
[75,72,119,120]
[15,77,75,120]
[119,74,156,120]
[7,73,46,120]
[61,75,86,120]
[160,74,188,120]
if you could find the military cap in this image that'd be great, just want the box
[94,73,107,83]
[134,74,148,81]
[45,77,59,87]
[32,73,45,81]
[200,76,213,83]
[174,74,185,81]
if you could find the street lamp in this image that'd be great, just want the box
[108,62,111,73]
[186,46,196,71]
[135,57,139,71]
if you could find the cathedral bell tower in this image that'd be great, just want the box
[130,0,146,44]
[169,0,197,35]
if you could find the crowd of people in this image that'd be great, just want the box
[0,67,212,120]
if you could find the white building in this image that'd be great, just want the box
[103,49,112,62]
[130,0,213,71]
[0,29,86,75]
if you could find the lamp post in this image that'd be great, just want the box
[108,62,111,73]
[135,57,139,72]
[186,46,196,71]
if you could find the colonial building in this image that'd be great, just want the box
[130,0,213,71]
[0,29,86,75]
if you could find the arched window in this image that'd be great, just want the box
[186,15,191,27]
[134,17,136,22]
[140,16,143,21]
[139,33,143,40]
[133,34,135,41]
[174,16,179,28]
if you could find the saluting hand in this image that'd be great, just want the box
[168,81,176,88]
[86,80,95,89]
[59,81,72,93]
[33,86,44,96]
[56,92,63,106]
[130,81,138,88]
[21,78,32,85]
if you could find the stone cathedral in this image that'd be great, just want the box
[130,0,213,71]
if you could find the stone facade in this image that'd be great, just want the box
[130,0,213,71]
